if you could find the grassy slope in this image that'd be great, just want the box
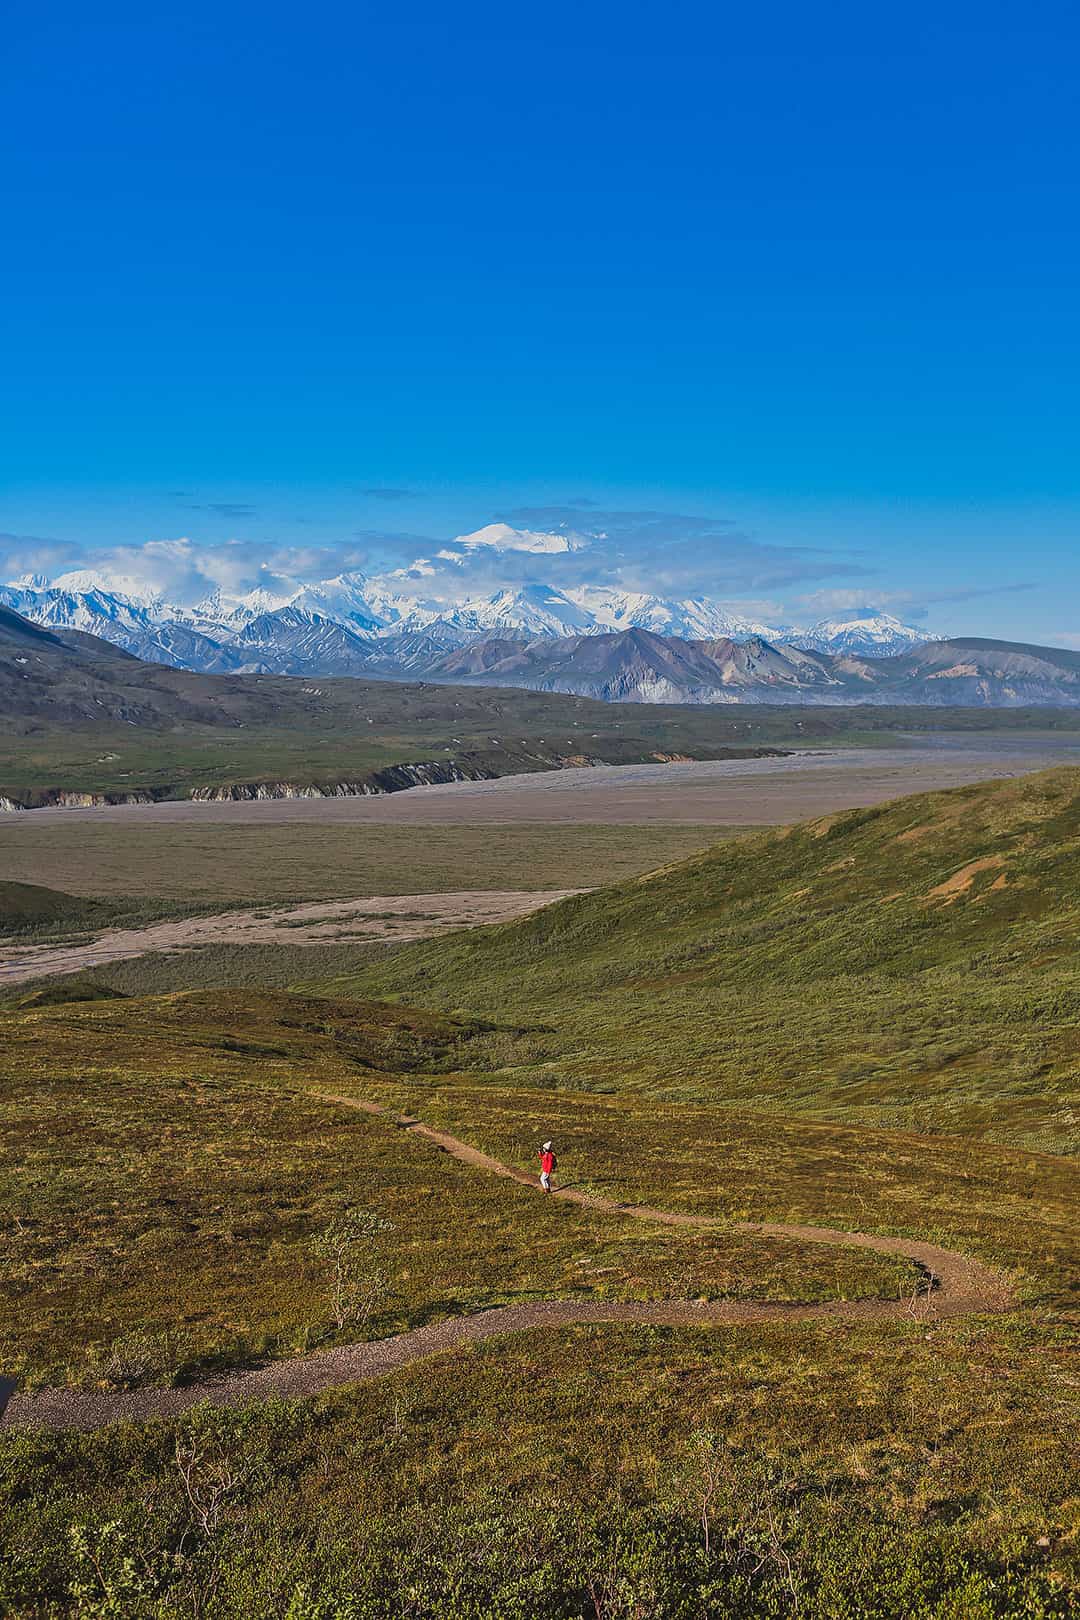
[326,766,1080,1154]
[4,770,1080,1616]
[0,880,105,932]
[4,1315,1075,1618]
[1,985,1076,1614]
[0,990,918,1391]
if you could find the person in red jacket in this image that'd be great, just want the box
[538,1140,557,1193]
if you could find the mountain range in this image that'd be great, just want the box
[4,597,1080,714]
[5,527,1077,710]
[0,548,933,681]
[410,626,1080,706]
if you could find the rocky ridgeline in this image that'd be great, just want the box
[189,758,497,801]
[0,757,497,812]
[0,789,165,812]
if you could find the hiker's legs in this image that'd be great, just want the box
[540,1171,551,1193]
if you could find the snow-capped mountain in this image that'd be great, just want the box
[564,587,795,641]
[447,585,597,638]
[794,612,933,658]
[289,572,383,631]
[0,580,240,671]
[228,607,378,674]
[48,568,174,610]
[0,568,935,680]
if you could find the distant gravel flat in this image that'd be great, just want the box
[11,734,1080,828]
[0,889,580,987]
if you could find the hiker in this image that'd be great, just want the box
[538,1140,557,1193]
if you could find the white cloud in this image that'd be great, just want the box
[448,522,589,556]
[382,558,439,580]
[1,534,379,609]
[1,506,880,620]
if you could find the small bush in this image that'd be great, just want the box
[310,1209,396,1333]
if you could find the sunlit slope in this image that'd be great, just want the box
[335,767,1080,1150]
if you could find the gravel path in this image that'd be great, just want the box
[0,889,582,987]
[1,1094,1016,1432]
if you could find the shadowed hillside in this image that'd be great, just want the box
[331,766,1080,1152]
[0,880,106,934]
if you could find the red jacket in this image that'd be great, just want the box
[539,1150,555,1174]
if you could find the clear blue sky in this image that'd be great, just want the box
[2,1,1078,638]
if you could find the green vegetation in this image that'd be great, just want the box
[2,1314,1076,1617]
[0,879,107,935]
[0,991,917,1391]
[0,820,728,902]
[0,677,785,802]
[12,978,128,1008]
[3,768,1079,1615]
[0,879,228,945]
[4,685,1080,803]
[311,1075,1078,1313]
[331,766,1080,1154]
[0,942,391,1003]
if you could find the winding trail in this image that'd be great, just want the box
[1,1094,1016,1433]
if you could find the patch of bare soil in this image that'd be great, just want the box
[926,856,1007,902]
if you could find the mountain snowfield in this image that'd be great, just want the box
[794,612,930,655]
[0,525,934,679]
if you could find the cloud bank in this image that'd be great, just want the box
[0,505,915,619]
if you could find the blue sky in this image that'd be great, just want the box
[2,1,1078,638]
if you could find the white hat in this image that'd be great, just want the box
[542,1140,553,1150]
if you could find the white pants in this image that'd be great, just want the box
[540,1171,551,1192]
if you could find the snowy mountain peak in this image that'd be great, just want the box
[290,571,382,630]
[795,612,934,658]
[563,587,793,642]
[49,568,172,609]
[451,584,596,637]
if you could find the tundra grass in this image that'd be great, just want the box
[0,941,393,1002]
[3,980,1078,1615]
[311,1071,1080,1315]
[4,772,1080,1616]
[0,991,916,1390]
[1,1316,1076,1616]
[327,766,1080,1155]
[0,820,727,902]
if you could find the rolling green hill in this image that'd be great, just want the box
[0,880,106,934]
[329,766,1080,1153]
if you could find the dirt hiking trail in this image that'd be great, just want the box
[1,1093,1016,1433]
